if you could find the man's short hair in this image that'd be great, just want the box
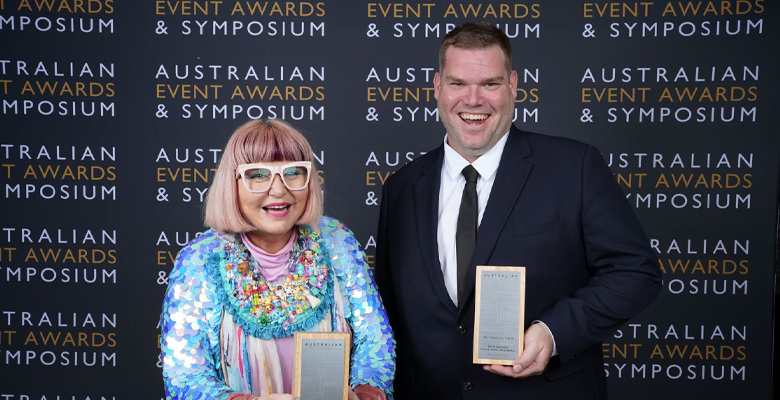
[203,119,323,232]
[438,22,512,72]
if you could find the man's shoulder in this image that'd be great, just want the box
[513,129,613,178]
[517,129,593,154]
[385,144,443,185]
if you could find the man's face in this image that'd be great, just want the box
[434,45,518,162]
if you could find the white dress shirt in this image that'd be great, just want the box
[437,132,509,306]
[436,131,558,357]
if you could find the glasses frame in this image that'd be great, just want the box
[236,161,312,193]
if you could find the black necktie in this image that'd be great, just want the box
[456,165,479,306]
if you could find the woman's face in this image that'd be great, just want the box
[237,160,309,250]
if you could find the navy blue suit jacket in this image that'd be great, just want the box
[375,127,662,399]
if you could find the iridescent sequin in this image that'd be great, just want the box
[160,216,396,398]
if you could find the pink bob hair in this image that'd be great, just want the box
[203,119,323,233]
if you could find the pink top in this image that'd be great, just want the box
[240,231,297,394]
[241,232,296,282]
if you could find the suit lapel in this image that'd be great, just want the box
[458,128,534,314]
[413,146,458,313]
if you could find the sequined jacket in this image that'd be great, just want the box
[161,216,395,399]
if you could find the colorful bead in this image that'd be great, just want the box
[216,227,332,335]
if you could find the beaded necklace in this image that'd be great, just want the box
[217,226,331,337]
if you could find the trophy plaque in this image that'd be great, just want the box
[473,266,526,365]
[293,332,351,400]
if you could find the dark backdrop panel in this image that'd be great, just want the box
[0,1,777,398]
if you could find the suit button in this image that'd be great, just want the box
[457,325,467,334]
[462,381,472,391]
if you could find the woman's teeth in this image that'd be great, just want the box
[264,205,290,213]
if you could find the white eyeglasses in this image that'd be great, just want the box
[236,161,312,193]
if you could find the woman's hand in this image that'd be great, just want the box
[229,394,298,400]
[252,395,298,400]
[352,385,387,400]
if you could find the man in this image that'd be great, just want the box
[375,22,661,399]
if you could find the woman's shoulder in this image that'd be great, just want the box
[180,229,220,250]
[313,215,355,238]
[310,217,368,282]
[175,229,232,262]
[169,229,234,285]
[311,217,364,257]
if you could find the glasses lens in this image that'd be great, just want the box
[281,166,309,189]
[243,168,272,192]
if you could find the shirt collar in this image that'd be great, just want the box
[442,129,510,181]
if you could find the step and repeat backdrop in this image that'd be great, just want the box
[1,1,778,399]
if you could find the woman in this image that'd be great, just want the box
[160,119,395,400]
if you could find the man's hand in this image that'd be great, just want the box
[483,323,553,378]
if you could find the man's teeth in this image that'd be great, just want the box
[460,113,488,121]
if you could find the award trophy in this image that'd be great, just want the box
[473,266,526,365]
[293,332,351,400]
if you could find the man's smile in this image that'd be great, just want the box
[459,112,490,125]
